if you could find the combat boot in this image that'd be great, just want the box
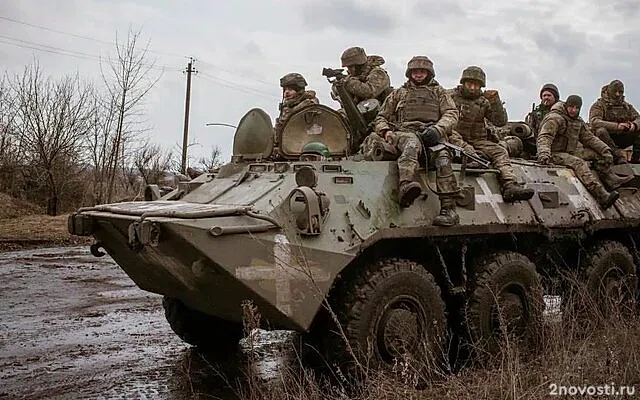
[433,199,459,226]
[501,182,535,202]
[590,184,619,209]
[599,170,634,191]
[399,180,422,208]
[614,149,629,165]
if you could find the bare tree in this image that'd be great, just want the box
[0,74,22,193]
[132,140,173,185]
[198,145,224,171]
[10,62,93,215]
[100,27,162,203]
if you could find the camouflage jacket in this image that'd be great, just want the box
[588,85,640,131]
[333,55,392,104]
[537,102,609,159]
[373,79,459,137]
[448,86,507,144]
[274,90,319,134]
[525,103,553,136]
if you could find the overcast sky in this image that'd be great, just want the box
[1,0,638,165]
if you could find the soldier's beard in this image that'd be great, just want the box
[410,77,428,86]
[461,87,481,99]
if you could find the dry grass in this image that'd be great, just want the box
[233,281,640,400]
[0,213,91,252]
[0,192,43,219]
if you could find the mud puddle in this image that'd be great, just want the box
[0,246,299,400]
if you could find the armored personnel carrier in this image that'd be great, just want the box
[69,96,640,381]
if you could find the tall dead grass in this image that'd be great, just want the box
[233,273,640,400]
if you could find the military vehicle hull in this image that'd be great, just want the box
[69,105,640,381]
[69,159,640,331]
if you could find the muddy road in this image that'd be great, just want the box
[0,246,293,400]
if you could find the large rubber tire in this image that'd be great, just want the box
[566,241,638,320]
[328,258,448,383]
[162,296,243,355]
[465,251,544,360]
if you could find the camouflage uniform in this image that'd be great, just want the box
[537,96,630,209]
[448,66,534,202]
[333,47,392,105]
[273,73,319,158]
[588,80,640,163]
[373,55,460,226]
[524,83,560,157]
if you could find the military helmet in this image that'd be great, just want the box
[280,73,307,90]
[540,83,560,101]
[405,56,435,78]
[460,66,486,87]
[301,141,330,158]
[341,47,367,67]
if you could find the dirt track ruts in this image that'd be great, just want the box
[0,246,265,399]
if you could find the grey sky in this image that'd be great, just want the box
[1,0,638,165]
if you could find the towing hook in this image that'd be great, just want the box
[90,242,106,257]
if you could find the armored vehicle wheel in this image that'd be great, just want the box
[162,296,243,355]
[329,258,447,382]
[465,252,544,360]
[566,241,638,320]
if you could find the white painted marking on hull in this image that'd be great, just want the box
[475,177,506,223]
[235,234,331,316]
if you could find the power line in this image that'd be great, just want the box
[0,15,186,59]
[1,14,292,87]
[0,34,179,72]
[197,71,279,100]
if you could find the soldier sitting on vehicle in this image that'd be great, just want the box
[526,83,561,137]
[448,66,534,202]
[373,55,461,226]
[273,73,319,158]
[537,95,632,209]
[589,79,640,164]
[332,46,392,108]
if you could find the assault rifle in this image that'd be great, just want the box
[322,67,368,153]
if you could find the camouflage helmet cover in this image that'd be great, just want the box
[301,141,330,158]
[341,47,367,67]
[460,66,486,87]
[405,56,435,78]
[280,73,307,90]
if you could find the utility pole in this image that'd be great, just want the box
[181,57,197,175]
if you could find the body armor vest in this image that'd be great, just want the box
[401,86,440,123]
[455,95,486,140]
[550,111,582,154]
[604,103,633,122]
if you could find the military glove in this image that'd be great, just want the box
[419,125,442,147]
[537,154,550,165]
[603,151,614,166]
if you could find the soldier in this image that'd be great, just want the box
[589,79,640,164]
[448,66,534,202]
[275,73,319,133]
[374,55,461,226]
[526,83,560,136]
[273,73,319,158]
[537,95,632,209]
[332,46,392,106]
